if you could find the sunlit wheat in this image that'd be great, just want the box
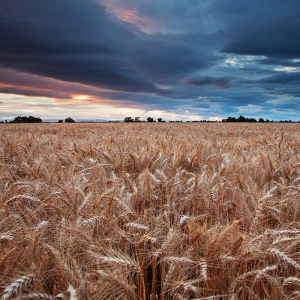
[1,122,300,299]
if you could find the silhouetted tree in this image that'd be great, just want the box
[259,118,264,122]
[124,117,134,122]
[65,117,75,123]
[147,117,154,122]
[226,117,237,122]
[248,118,257,122]
[225,116,257,122]
[237,115,246,122]
[11,116,42,123]
[58,120,64,123]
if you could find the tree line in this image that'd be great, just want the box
[222,116,293,122]
[124,117,165,122]
[125,115,290,123]
[223,116,268,122]
[0,115,296,123]
[0,116,76,123]
[8,116,42,123]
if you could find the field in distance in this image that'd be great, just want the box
[1,122,300,299]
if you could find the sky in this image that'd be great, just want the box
[0,0,300,121]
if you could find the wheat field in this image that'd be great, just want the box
[1,122,300,299]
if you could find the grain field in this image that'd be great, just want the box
[1,123,300,299]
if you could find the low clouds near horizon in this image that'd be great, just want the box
[0,0,300,121]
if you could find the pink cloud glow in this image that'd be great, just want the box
[99,0,159,33]
[0,69,127,106]
[0,70,207,122]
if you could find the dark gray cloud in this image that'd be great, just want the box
[183,75,231,89]
[258,58,300,67]
[240,68,277,76]
[259,73,300,85]
[220,1,300,59]
[123,34,221,84]
[191,102,210,109]
[0,0,222,96]
[222,21,300,58]
[235,72,300,99]
[0,0,159,93]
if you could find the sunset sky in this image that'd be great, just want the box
[0,0,300,121]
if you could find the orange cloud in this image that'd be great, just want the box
[0,69,116,105]
[0,69,154,110]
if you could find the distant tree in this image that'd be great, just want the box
[58,120,64,123]
[259,118,264,122]
[12,116,22,123]
[237,115,246,122]
[134,117,141,122]
[147,117,154,122]
[248,118,257,122]
[157,118,163,122]
[29,116,42,123]
[225,116,258,122]
[226,117,237,122]
[65,117,75,123]
[266,119,270,122]
[11,116,42,123]
[124,117,134,122]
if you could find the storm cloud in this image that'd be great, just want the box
[0,0,300,121]
[0,0,159,93]
[183,76,231,89]
[220,1,300,60]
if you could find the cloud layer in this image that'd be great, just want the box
[0,0,300,120]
